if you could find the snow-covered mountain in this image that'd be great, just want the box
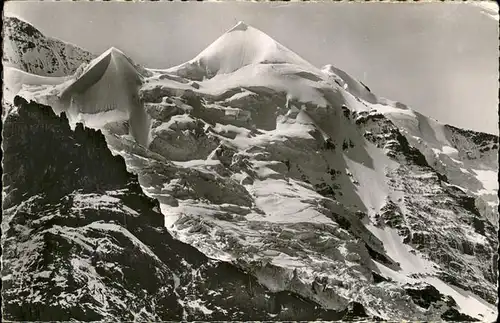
[2,16,95,76]
[2,20,498,321]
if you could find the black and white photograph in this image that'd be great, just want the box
[1,1,499,321]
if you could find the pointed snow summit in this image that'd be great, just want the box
[168,21,317,80]
[61,46,141,107]
[59,46,151,146]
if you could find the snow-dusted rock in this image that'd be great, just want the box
[2,16,94,76]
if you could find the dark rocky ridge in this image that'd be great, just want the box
[1,97,365,321]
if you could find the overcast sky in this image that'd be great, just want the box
[5,1,499,134]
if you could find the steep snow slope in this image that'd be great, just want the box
[2,16,95,76]
[5,20,498,321]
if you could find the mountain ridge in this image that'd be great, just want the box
[2,19,498,321]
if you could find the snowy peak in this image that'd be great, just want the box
[59,45,151,146]
[77,46,138,77]
[102,46,134,62]
[107,46,123,54]
[101,46,125,58]
[61,45,140,100]
[196,21,316,71]
[168,21,316,79]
